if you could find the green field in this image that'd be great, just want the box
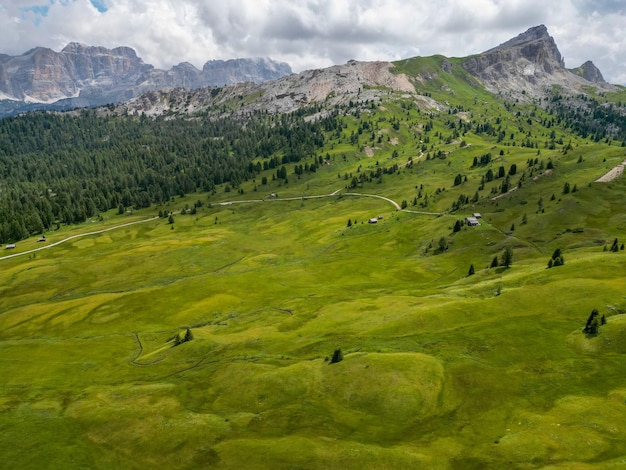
[2,71,626,468]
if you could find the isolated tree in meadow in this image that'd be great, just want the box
[453,219,462,233]
[330,349,343,364]
[549,248,564,268]
[490,256,499,268]
[347,218,352,228]
[168,214,174,224]
[438,236,448,253]
[467,264,475,276]
[183,328,193,342]
[563,182,571,194]
[583,309,600,335]
[610,238,619,252]
[501,246,513,268]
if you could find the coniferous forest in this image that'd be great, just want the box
[0,110,332,243]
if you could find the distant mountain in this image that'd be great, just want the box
[0,43,292,117]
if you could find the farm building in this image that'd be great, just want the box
[5,244,16,249]
[465,217,481,226]
[368,218,378,224]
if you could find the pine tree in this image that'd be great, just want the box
[501,247,513,268]
[330,349,343,364]
[183,328,194,342]
[468,264,475,276]
[490,256,499,268]
[583,309,601,335]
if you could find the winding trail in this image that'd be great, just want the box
[0,216,159,262]
[1,188,442,262]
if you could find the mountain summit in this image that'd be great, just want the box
[461,25,610,99]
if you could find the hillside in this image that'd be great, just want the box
[1,25,626,468]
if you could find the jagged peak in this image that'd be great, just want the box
[61,42,90,53]
[571,60,606,83]
[489,25,550,50]
[172,62,200,72]
[484,25,564,67]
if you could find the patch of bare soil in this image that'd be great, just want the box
[596,159,626,182]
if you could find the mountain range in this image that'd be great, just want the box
[104,25,617,119]
[0,43,292,117]
[0,25,619,120]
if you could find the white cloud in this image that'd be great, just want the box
[0,0,625,84]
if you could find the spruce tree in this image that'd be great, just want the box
[330,349,343,364]
[583,309,600,335]
[184,328,194,342]
[501,247,513,268]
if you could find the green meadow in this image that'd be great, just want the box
[2,76,626,468]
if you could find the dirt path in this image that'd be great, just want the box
[0,216,159,262]
[596,159,626,182]
[1,188,442,262]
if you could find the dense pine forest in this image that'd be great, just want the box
[0,110,332,243]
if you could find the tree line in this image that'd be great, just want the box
[0,109,333,243]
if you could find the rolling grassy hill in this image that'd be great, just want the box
[1,60,626,468]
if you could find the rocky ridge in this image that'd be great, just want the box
[109,26,615,120]
[108,59,431,118]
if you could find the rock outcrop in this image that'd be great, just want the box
[110,59,418,118]
[570,60,606,84]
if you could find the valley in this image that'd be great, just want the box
[1,25,626,469]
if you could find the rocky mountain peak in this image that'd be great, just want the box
[571,60,606,83]
[461,25,612,100]
[485,24,564,70]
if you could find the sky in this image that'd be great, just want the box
[1,0,626,84]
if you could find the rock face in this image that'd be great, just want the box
[570,60,606,83]
[0,43,292,116]
[461,25,613,99]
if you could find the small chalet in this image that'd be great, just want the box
[5,244,16,249]
[472,213,482,219]
[37,236,47,242]
[368,218,378,224]
[465,216,481,226]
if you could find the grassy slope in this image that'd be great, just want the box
[1,61,626,469]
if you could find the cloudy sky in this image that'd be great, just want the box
[1,0,625,84]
